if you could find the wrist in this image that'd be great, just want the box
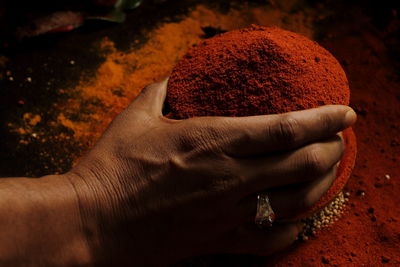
[63,170,103,266]
[0,174,92,266]
[66,160,171,266]
[50,173,94,266]
[64,167,122,266]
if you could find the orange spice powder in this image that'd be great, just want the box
[56,4,316,149]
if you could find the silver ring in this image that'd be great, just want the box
[255,193,275,228]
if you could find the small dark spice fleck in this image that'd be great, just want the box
[321,256,330,264]
[381,256,390,264]
[201,26,227,38]
[368,208,375,214]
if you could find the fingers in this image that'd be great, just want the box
[238,134,344,191]
[129,78,168,116]
[236,166,337,223]
[218,223,301,256]
[197,105,356,157]
[268,166,337,220]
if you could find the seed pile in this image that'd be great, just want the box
[300,191,349,241]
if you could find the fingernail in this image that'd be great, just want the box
[344,109,357,126]
[336,160,341,168]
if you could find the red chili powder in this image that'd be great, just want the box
[167,25,349,118]
[167,25,357,216]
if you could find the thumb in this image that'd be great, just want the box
[130,78,168,116]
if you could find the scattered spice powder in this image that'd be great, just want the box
[8,3,316,172]
[56,4,316,149]
[23,113,41,126]
[264,10,400,267]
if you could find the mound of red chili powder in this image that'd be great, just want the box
[167,25,349,118]
[167,25,356,217]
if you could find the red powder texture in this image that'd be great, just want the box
[167,25,356,216]
[307,127,356,216]
[167,25,350,118]
[265,22,400,266]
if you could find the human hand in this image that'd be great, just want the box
[66,79,356,266]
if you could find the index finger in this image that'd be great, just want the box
[215,105,356,156]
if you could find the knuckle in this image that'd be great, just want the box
[223,129,253,157]
[235,127,253,146]
[274,116,300,146]
[303,146,328,175]
[167,154,187,172]
[317,112,335,132]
